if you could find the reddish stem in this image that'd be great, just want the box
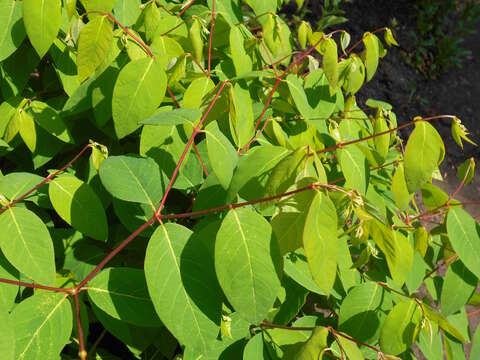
[339,27,387,60]
[156,81,228,215]
[178,0,196,17]
[187,53,209,78]
[208,0,216,77]
[101,12,155,59]
[0,143,92,216]
[0,277,72,293]
[167,86,180,108]
[77,82,229,289]
[74,293,87,360]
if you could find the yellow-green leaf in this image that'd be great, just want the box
[23,0,61,57]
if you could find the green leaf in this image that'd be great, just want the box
[0,207,55,285]
[22,0,61,57]
[265,147,306,200]
[0,254,19,311]
[0,304,14,360]
[373,111,389,160]
[339,144,368,195]
[392,163,412,211]
[287,70,336,131]
[244,0,276,17]
[339,282,392,343]
[145,223,222,351]
[226,144,287,197]
[379,299,422,355]
[447,207,480,278]
[333,333,364,360]
[470,325,480,360]
[99,155,165,206]
[363,32,379,82]
[441,260,477,316]
[271,181,317,255]
[229,81,254,148]
[215,207,282,323]
[189,17,204,63]
[230,26,252,76]
[11,293,72,359]
[284,249,325,296]
[207,0,242,27]
[17,109,36,152]
[112,57,167,139]
[87,267,160,327]
[49,174,108,241]
[287,326,328,360]
[369,221,414,287]
[422,303,466,343]
[205,121,238,189]
[183,77,215,109]
[28,101,73,143]
[404,120,444,193]
[80,0,115,14]
[0,172,47,206]
[303,192,338,295]
[113,0,141,26]
[243,333,266,360]
[77,15,114,82]
[0,0,25,62]
[140,108,201,126]
[384,28,399,47]
[322,38,338,90]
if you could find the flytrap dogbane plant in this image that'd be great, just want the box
[0,0,479,359]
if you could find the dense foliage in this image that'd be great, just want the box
[0,0,478,359]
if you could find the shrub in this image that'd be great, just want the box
[0,0,478,359]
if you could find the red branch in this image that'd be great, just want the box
[0,277,72,293]
[0,143,92,216]
[74,293,87,360]
[178,0,196,17]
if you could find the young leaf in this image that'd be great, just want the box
[112,58,167,139]
[447,207,480,278]
[22,0,61,57]
[322,37,338,89]
[205,121,238,189]
[189,17,204,63]
[451,117,477,149]
[379,299,423,355]
[298,21,312,50]
[373,110,389,160]
[0,207,55,285]
[215,207,282,323]
[303,192,338,295]
[145,223,222,352]
[384,28,399,47]
[404,120,444,193]
[457,157,475,185]
[11,293,72,359]
[363,32,379,82]
[229,81,254,147]
[49,174,108,241]
[87,267,161,327]
[0,0,26,62]
[77,15,114,82]
[99,155,165,206]
[80,0,115,14]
